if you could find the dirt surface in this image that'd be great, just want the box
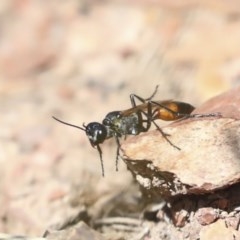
[0,0,240,239]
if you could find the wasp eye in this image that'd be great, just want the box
[85,122,107,145]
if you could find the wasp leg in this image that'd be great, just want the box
[151,120,181,150]
[134,99,154,133]
[129,86,163,132]
[114,136,121,172]
[129,90,182,150]
[139,101,180,150]
[96,145,105,177]
[182,112,222,119]
[129,85,159,107]
[130,89,163,132]
[169,112,222,122]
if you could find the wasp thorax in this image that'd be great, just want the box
[103,111,121,126]
[85,122,107,145]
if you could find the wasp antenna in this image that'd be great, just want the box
[96,145,105,177]
[52,116,86,131]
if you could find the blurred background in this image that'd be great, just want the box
[0,0,240,236]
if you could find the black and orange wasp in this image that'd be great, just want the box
[53,86,220,176]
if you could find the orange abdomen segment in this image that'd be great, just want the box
[155,101,195,121]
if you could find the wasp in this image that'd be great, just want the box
[53,87,220,176]
[52,87,158,176]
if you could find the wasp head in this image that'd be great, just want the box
[84,122,108,146]
[52,116,108,177]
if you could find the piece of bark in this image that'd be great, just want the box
[121,87,240,200]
